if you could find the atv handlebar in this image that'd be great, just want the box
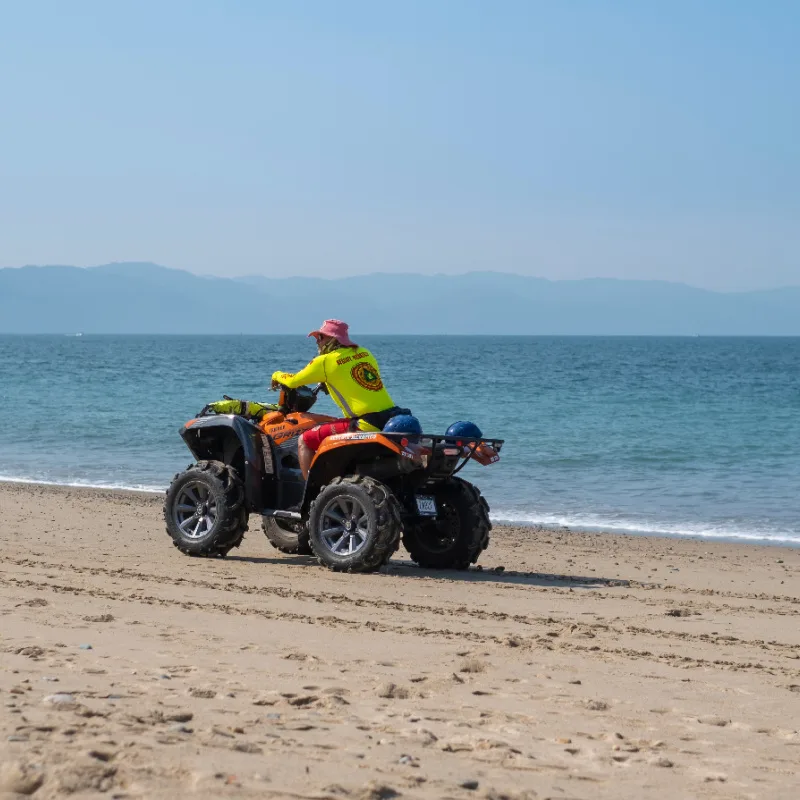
[270,381,326,396]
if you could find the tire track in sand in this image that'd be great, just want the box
[4,573,799,681]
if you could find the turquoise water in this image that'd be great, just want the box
[1,335,798,546]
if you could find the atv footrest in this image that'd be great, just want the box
[263,509,302,521]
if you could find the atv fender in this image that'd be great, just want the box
[181,415,267,511]
[301,433,404,512]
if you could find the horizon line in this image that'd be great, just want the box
[3,333,800,339]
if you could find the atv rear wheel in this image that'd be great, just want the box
[402,478,490,570]
[262,517,312,555]
[308,476,401,573]
[164,461,248,557]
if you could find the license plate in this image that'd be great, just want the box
[415,495,437,516]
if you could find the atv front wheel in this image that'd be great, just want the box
[164,461,248,557]
[262,517,312,555]
[308,476,401,572]
[402,478,490,570]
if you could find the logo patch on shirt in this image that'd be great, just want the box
[351,362,384,391]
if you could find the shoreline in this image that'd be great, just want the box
[1,476,797,550]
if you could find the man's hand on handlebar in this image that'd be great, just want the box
[271,381,328,401]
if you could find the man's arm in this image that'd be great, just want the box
[271,355,327,389]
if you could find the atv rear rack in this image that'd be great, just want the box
[380,433,504,449]
[380,433,504,476]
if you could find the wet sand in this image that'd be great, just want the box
[1,481,798,799]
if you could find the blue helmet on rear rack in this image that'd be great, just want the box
[445,420,483,440]
[383,414,423,437]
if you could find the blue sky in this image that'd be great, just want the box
[1,0,798,289]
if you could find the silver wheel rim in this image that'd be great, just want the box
[319,495,370,556]
[174,481,218,540]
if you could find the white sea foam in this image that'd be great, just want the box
[0,474,163,494]
[490,510,800,546]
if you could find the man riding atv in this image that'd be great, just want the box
[164,318,503,572]
[271,319,409,479]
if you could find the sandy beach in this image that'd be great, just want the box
[1,481,798,799]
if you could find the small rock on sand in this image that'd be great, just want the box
[88,750,115,762]
[232,742,263,754]
[287,694,319,707]
[652,757,674,767]
[43,693,76,705]
[164,711,194,722]
[377,682,410,699]
[698,715,729,727]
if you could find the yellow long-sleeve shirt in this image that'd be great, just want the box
[272,346,395,431]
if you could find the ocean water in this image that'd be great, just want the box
[1,335,798,546]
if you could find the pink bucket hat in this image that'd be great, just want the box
[307,319,357,348]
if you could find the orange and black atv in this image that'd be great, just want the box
[164,384,503,573]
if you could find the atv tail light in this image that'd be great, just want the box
[472,444,500,465]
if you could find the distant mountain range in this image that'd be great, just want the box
[1,262,799,335]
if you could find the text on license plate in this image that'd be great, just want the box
[416,495,437,515]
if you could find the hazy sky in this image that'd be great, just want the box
[1,1,798,290]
